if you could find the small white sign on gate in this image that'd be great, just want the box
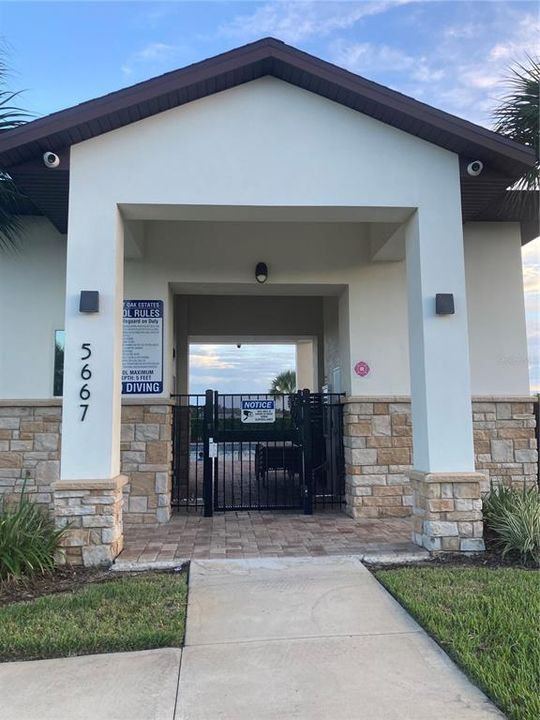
[241,399,276,423]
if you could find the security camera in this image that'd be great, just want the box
[43,151,60,169]
[466,160,483,177]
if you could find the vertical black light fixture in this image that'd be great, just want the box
[435,293,455,315]
[79,290,100,313]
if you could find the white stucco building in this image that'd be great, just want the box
[0,38,537,564]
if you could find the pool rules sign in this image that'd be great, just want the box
[122,300,163,395]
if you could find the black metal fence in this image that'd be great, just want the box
[171,390,344,514]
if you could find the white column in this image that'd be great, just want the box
[296,339,316,391]
[405,206,475,473]
[60,205,124,481]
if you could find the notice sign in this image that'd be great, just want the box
[122,300,163,395]
[241,399,275,424]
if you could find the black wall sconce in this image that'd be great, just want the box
[435,293,455,315]
[255,262,268,284]
[79,290,100,313]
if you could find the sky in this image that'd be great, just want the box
[1,0,538,392]
[189,343,296,393]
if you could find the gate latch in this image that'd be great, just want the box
[208,439,218,459]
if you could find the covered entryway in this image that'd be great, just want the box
[172,390,344,515]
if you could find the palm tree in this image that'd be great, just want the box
[0,53,28,250]
[269,370,296,394]
[493,57,539,194]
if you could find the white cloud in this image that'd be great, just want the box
[330,6,539,127]
[190,350,237,370]
[331,39,444,83]
[443,23,481,41]
[189,344,296,394]
[332,40,412,71]
[431,9,540,125]
[219,0,412,44]
[487,13,539,64]
[121,42,187,77]
[462,70,500,90]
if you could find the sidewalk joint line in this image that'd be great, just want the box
[184,629,422,648]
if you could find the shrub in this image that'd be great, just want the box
[0,492,66,581]
[484,486,540,567]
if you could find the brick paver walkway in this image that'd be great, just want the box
[119,512,413,563]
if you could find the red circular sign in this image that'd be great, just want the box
[354,361,370,377]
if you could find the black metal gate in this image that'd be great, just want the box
[172,390,344,514]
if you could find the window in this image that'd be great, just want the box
[53,330,65,396]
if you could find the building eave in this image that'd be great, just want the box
[0,37,535,234]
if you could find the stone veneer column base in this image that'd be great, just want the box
[53,475,128,566]
[410,471,485,553]
[121,403,173,526]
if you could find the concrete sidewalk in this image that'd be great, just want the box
[0,557,503,719]
[177,556,502,719]
[0,647,181,720]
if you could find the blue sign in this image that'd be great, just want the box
[241,399,276,423]
[122,300,163,395]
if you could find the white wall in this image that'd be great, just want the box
[176,294,324,337]
[0,217,66,399]
[0,77,530,400]
[0,217,530,399]
[125,220,532,398]
[70,76,458,210]
[465,223,530,395]
[347,260,410,395]
[296,340,317,391]
[323,297,340,389]
[127,220,366,396]
[130,220,411,395]
[67,75,460,402]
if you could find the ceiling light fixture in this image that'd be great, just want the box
[255,262,268,284]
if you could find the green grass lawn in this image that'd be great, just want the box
[376,566,540,720]
[0,572,188,662]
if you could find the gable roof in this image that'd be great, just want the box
[0,37,536,237]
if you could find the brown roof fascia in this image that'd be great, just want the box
[0,40,274,164]
[0,37,535,176]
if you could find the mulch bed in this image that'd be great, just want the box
[0,565,187,606]
[0,567,114,605]
[2,543,535,605]
[367,545,538,572]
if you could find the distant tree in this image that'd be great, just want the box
[493,56,539,193]
[269,370,296,394]
[0,50,29,250]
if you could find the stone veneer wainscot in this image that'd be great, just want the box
[344,396,538,520]
[0,399,173,527]
[0,396,537,562]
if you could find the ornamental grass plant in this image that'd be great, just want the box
[0,488,65,581]
[483,485,540,567]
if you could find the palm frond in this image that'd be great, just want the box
[492,56,540,194]
[0,50,30,250]
[0,174,26,251]
[269,370,297,394]
[0,89,29,130]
